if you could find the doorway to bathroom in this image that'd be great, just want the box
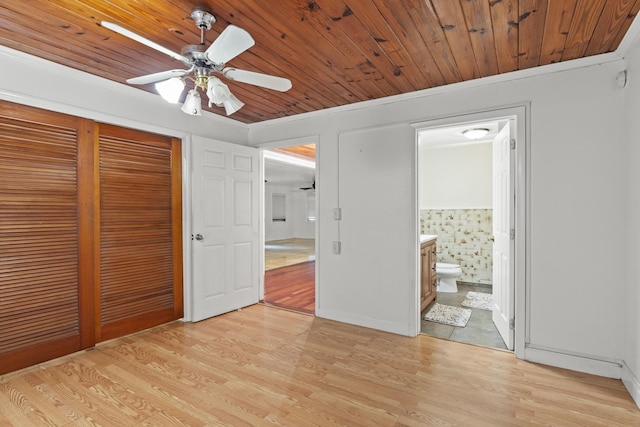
[261,140,317,315]
[414,107,526,354]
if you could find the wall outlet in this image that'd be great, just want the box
[332,241,341,254]
[333,208,342,220]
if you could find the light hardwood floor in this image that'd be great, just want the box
[265,238,315,270]
[1,305,639,426]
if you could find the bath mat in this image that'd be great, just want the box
[461,291,493,311]
[424,303,471,327]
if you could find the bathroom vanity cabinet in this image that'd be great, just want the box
[420,237,438,312]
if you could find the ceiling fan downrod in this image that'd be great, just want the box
[190,8,215,45]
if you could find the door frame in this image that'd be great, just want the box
[253,135,319,305]
[411,105,528,358]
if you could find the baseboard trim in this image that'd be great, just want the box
[524,345,622,378]
[316,308,412,336]
[622,362,640,410]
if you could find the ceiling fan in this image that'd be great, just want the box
[299,180,315,191]
[101,8,292,116]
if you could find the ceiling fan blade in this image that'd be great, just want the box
[205,25,255,64]
[102,21,189,63]
[222,68,292,92]
[126,69,190,85]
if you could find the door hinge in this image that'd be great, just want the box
[510,229,515,240]
[510,139,516,149]
[509,318,515,329]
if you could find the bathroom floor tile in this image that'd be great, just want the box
[420,320,455,339]
[421,283,507,351]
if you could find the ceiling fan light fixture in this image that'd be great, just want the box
[206,77,230,105]
[205,77,244,115]
[222,93,244,115]
[462,128,490,140]
[181,89,202,115]
[155,77,185,103]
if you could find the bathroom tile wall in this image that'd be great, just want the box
[421,209,493,285]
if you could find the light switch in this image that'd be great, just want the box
[333,208,342,220]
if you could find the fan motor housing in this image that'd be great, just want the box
[180,44,224,70]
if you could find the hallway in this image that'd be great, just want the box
[264,238,315,314]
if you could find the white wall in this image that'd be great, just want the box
[265,184,295,241]
[623,39,640,405]
[292,191,316,239]
[332,125,416,334]
[249,58,628,370]
[419,142,492,209]
[264,184,315,241]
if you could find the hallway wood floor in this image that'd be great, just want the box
[264,238,315,270]
[263,260,315,314]
[1,305,639,426]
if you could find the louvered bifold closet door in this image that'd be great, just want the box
[97,124,182,341]
[0,103,93,374]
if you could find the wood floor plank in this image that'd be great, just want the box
[263,260,315,314]
[0,305,639,426]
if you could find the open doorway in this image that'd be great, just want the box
[262,144,316,314]
[416,109,523,352]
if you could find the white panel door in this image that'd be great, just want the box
[492,122,514,350]
[192,136,260,322]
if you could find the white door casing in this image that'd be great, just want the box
[492,122,515,350]
[191,136,260,322]
[413,105,525,357]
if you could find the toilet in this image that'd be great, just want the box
[436,262,462,293]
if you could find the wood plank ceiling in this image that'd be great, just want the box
[0,1,638,124]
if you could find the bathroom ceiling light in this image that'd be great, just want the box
[462,128,490,140]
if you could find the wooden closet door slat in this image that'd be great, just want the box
[97,125,182,341]
[0,102,87,374]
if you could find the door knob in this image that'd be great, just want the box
[195,233,204,241]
